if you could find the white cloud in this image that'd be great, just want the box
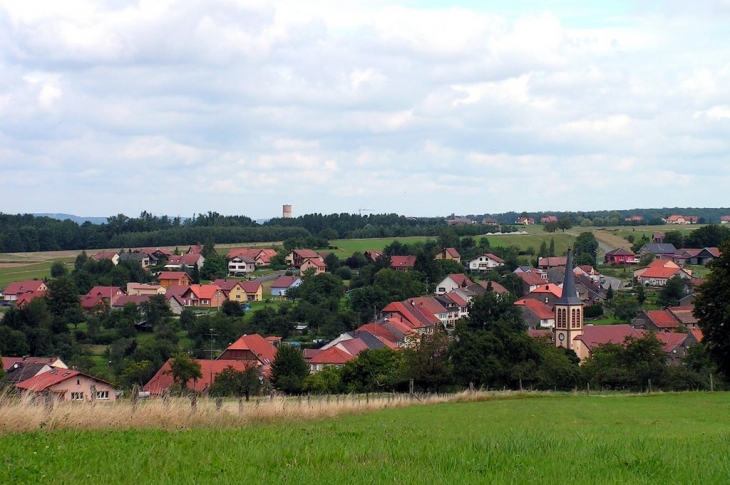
[0,0,730,217]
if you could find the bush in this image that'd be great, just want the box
[335,267,352,280]
[584,304,604,319]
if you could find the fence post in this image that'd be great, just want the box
[710,373,715,392]
[238,397,243,415]
[469,382,474,394]
[587,383,590,396]
[190,392,197,411]
[131,384,139,412]
[216,397,223,412]
[90,385,96,407]
[409,379,414,400]
[647,379,652,394]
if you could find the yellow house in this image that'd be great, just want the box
[241,281,263,301]
[434,247,461,263]
[212,279,263,302]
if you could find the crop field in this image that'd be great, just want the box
[1,392,729,484]
[0,261,72,288]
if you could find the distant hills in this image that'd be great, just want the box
[34,213,108,225]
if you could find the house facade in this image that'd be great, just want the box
[468,254,504,272]
[228,256,256,276]
[16,369,116,402]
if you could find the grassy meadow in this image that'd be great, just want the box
[1,392,729,484]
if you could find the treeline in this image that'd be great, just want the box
[478,207,730,226]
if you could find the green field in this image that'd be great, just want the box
[2,393,729,484]
[0,261,60,288]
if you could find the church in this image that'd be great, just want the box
[554,249,642,361]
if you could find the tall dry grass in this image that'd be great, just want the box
[0,389,535,434]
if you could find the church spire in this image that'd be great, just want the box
[556,247,582,306]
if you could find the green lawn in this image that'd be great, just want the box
[2,393,730,484]
[0,260,73,288]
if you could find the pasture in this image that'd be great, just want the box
[1,392,728,484]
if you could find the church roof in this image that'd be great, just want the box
[555,249,582,305]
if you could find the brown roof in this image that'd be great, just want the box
[3,280,46,295]
[390,255,417,269]
[187,284,222,300]
[515,299,555,320]
[143,359,248,395]
[667,306,698,325]
[158,271,190,280]
[271,276,301,288]
[644,310,679,329]
[574,325,643,350]
[17,368,113,392]
[308,347,355,365]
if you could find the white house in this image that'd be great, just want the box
[228,256,256,276]
[468,254,505,272]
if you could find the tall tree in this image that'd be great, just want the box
[694,239,730,376]
[270,344,309,394]
[167,354,202,395]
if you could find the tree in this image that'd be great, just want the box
[557,217,573,233]
[50,261,68,278]
[543,221,558,233]
[606,285,614,301]
[200,253,227,280]
[340,347,403,393]
[221,300,245,317]
[270,344,309,394]
[167,354,202,395]
[210,363,263,401]
[636,284,646,306]
[46,275,81,319]
[573,232,598,267]
[658,275,689,307]
[139,294,173,328]
[611,294,640,323]
[694,239,730,376]
[548,238,556,257]
[401,331,453,392]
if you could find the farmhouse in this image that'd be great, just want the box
[2,280,48,302]
[434,247,461,263]
[434,274,473,295]
[157,271,192,288]
[390,255,417,271]
[217,334,277,366]
[604,248,638,265]
[285,249,322,268]
[468,254,504,272]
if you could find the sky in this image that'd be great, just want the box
[1,0,730,220]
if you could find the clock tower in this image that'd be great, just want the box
[554,248,584,351]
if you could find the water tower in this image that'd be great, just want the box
[283,204,292,219]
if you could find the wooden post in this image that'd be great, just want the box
[711,373,715,392]
[307,393,311,407]
[587,383,590,396]
[326,394,331,404]
[519,378,523,392]
[216,397,223,412]
[469,382,474,394]
[190,392,197,411]
[409,379,414,400]
[648,379,652,394]
[131,384,139,412]
[89,385,96,406]
[162,389,170,407]
[238,397,243,415]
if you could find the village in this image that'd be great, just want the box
[2,212,728,403]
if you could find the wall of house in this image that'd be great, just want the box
[49,376,116,402]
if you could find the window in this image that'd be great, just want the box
[235,295,241,300]
[71,392,84,401]
[96,390,109,400]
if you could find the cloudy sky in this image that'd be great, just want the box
[1,0,730,219]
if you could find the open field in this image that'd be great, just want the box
[1,392,729,483]
[0,260,72,288]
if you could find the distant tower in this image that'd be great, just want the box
[554,248,584,352]
[283,204,292,219]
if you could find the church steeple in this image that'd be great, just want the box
[554,248,584,351]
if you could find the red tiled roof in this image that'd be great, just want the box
[91,251,118,261]
[164,285,189,299]
[308,347,355,365]
[644,310,679,329]
[3,280,46,295]
[515,299,555,320]
[390,255,417,268]
[538,256,567,267]
[113,295,151,307]
[293,249,321,259]
[239,281,262,294]
[484,253,504,264]
[444,292,468,307]
[355,324,399,344]
[654,332,690,353]
[448,273,473,287]
[143,359,248,395]
[690,328,703,343]
[528,329,553,339]
[3,356,62,370]
[529,284,562,298]
[517,271,546,287]
[574,325,643,350]
[224,334,277,364]
[86,286,122,297]
[302,258,327,268]
[158,271,190,280]
[187,284,222,300]
[405,297,448,317]
[271,276,301,288]
[167,254,202,266]
[15,290,47,307]
[339,338,369,356]
[444,247,460,258]
[211,279,243,292]
[667,306,698,325]
[640,266,681,280]
[17,368,113,392]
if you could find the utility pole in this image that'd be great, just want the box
[207,328,217,387]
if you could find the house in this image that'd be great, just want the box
[390,255,417,271]
[604,248,638,265]
[16,368,116,402]
[721,216,730,224]
[253,249,278,267]
[138,248,173,261]
[4,362,52,384]
[240,281,263,301]
[468,254,504,272]
[118,251,154,268]
[637,243,677,258]
[664,215,698,224]
[112,294,152,310]
[574,274,606,304]
[667,306,699,329]
[467,280,510,297]
[228,255,256,276]
[300,257,327,276]
[3,356,67,370]
[633,310,680,333]
[307,347,355,373]
[515,271,548,294]
[574,265,601,284]
[655,332,698,364]
[523,283,563,307]
[270,276,302,297]
[126,283,166,296]
[187,245,203,254]
[673,247,720,266]
[404,296,450,329]
[91,251,119,265]
[181,284,226,308]
[515,299,555,329]
[636,261,691,287]
[82,286,124,312]
[217,334,277,366]
[482,217,499,225]
[652,233,665,244]
[434,247,461,263]
[572,325,645,361]
[165,253,205,270]
[164,292,186,315]
[285,249,322,268]
[143,359,249,395]
[212,279,248,302]
[2,280,48,302]
[516,217,535,225]
[157,271,192,288]
[434,274,473,295]
[541,216,558,223]
[624,215,644,223]
[538,256,567,269]
[364,250,382,263]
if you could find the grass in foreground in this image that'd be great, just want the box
[2,392,730,484]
